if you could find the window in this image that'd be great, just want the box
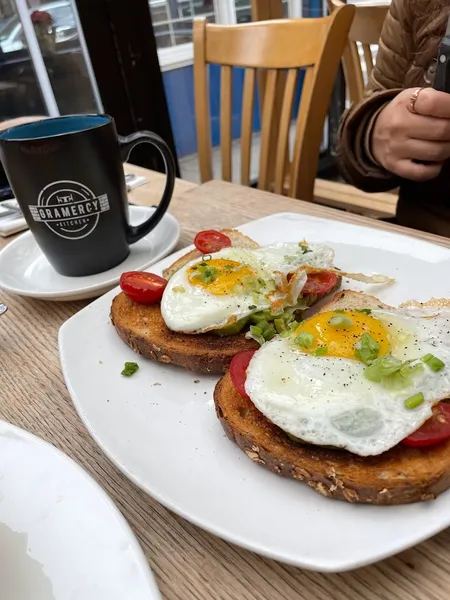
[153,0,296,68]
[149,0,216,49]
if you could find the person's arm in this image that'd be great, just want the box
[337,0,412,192]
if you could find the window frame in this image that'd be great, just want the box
[156,0,298,72]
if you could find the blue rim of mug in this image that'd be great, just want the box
[0,114,113,142]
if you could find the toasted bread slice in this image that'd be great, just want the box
[111,293,258,373]
[112,230,341,373]
[162,229,260,280]
[214,290,450,504]
[111,275,342,374]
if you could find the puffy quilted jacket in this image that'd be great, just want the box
[337,0,450,236]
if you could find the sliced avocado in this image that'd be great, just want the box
[213,317,249,336]
[284,431,338,450]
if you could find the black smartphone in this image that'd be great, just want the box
[433,15,450,92]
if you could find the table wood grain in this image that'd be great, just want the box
[1,173,450,600]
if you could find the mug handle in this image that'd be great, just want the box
[119,131,176,244]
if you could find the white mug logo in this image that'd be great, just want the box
[29,180,110,240]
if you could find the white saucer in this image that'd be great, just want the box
[0,419,161,600]
[0,206,180,301]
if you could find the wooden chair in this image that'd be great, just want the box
[327,0,389,104]
[193,6,355,202]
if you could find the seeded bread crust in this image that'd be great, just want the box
[111,293,259,373]
[213,290,450,504]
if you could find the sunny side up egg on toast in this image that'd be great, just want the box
[214,290,450,505]
[111,229,391,374]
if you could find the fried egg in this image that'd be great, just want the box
[245,306,450,456]
[161,243,334,333]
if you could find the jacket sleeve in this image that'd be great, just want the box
[336,0,413,192]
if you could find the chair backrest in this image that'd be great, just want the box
[327,0,389,104]
[193,6,355,202]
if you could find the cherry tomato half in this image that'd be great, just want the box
[120,271,167,304]
[402,403,450,448]
[194,230,232,254]
[230,350,257,399]
[302,272,338,296]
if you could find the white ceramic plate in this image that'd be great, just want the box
[59,212,450,572]
[0,206,179,301]
[0,419,161,600]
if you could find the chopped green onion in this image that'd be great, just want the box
[354,333,380,365]
[274,318,286,334]
[314,345,328,356]
[295,331,314,349]
[256,319,270,331]
[334,309,345,314]
[404,392,424,410]
[250,310,272,324]
[281,320,301,338]
[284,255,296,264]
[356,308,372,315]
[364,355,403,383]
[279,306,300,323]
[382,361,424,390]
[223,264,234,271]
[422,353,445,372]
[121,362,139,377]
[201,266,218,283]
[250,325,262,336]
[248,304,257,310]
[365,355,425,390]
[263,325,276,341]
[248,325,265,345]
[299,243,311,254]
[401,361,425,377]
[328,314,353,330]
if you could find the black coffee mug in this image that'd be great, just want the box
[0,115,175,276]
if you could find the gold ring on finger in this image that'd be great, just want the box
[410,87,424,114]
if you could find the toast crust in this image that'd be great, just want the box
[213,290,450,504]
[111,293,258,373]
[214,372,450,505]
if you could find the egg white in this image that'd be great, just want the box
[161,243,334,333]
[251,243,335,274]
[245,308,450,456]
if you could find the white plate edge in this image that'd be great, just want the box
[0,419,162,598]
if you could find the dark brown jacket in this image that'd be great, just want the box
[338,0,450,236]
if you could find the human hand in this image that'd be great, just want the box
[371,87,450,181]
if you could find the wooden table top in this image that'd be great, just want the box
[2,168,450,600]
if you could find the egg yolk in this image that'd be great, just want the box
[188,258,257,296]
[296,310,390,360]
